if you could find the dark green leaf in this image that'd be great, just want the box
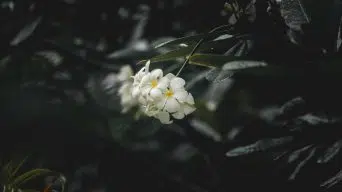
[10,17,42,46]
[289,147,316,180]
[317,140,342,163]
[189,54,267,69]
[11,169,52,188]
[321,169,342,188]
[190,119,221,142]
[189,54,244,68]
[147,46,192,64]
[224,40,244,56]
[225,137,293,157]
[280,0,310,31]
[154,28,231,48]
[144,37,241,64]
[35,51,63,66]
[279,97,306,119]
[9,157,28,181]
[288,145,312,163]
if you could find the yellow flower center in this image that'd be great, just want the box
[165,89,174,98]
[151,79,158,88]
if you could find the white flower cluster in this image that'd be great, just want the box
[117,61,196,124]
[117,65,138,113]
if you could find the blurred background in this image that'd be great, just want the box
[0,0,342,192]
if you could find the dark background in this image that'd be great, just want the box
[0,0,342,192]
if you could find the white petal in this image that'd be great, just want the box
[172,111,185,119]
[144,104,159,116]
[137,67,146,77]
[150,88,162,99]
[155,111,172,124]
[156,98,167,109]
[118,81,132,93]
[157,76,170,90]
[150,69,163,80]
[138,95,148,105]
[117,65,133,81]
[140,73,151,86]
[170,77,185,89]
[145,60,150,71]
[186,93,195,105]
[183,104,196,115]
[174,90,188,102]
[164,73,175,80]
[132,86,141,98]
[141,86,151,96]
[165,97,180,113]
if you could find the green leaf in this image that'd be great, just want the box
[226,137,293,157]
[2,161,14,181]
[10,16,42,46]
[9,157,28,181]
[154,27,231,48]
[11,169,52,188]
[143,37,241,64]
[188,54,246,68]
[288,145,312,163]
[289,147,316,180]
[280,0,310,31]
[147,46,192,63]
[222,60,267,70]
[317,140,342,164]
[233,65,306,77]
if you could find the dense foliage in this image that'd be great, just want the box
[0,0,342,191]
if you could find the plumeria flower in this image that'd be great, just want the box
[141,103,172,124]
[139,68,164,100]
[154,111,173,124]
[118,80,138,113]
[117,65,138,113]
[117,65,134,82]
[124,60,196,124]
[155,74,189,113]
[132,60,150,98]
[172,93,196,119]
[144,73,196,124]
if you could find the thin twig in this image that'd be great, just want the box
[175,25,230,76]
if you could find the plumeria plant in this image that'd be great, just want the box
[117,60,196,124]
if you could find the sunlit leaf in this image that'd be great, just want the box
[222,60,267,70]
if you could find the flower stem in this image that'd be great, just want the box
[175,25,230,77]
